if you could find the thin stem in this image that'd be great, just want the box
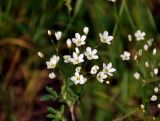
[70,105,75,121]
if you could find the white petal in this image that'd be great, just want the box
[75,33,80,39]
[86,47,91,52]
[103,31,108,37]
[81,35,86,41]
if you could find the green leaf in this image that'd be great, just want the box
[46,87,58,97]
[60,105,65,113]
[47,114,56,119]
[40,94,57,101]
[47,107,57,114]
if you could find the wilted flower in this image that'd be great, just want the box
[147,38,153,46]
[138,49,142,56]
[63,55,72,63]
[97,71,107,83]
[83,27,89,35]
[151,95,157,101]
[38,52,44,58]
[75,67,81,72]
[90,65,99,74]
[71,72,87,85]
[46,55,60,69]
[120,51,130,60]
[66,39,72,48]
[134,30,145,41]
[55,31,62,40]
[72,33,86,46]
[84,47,98,60]
[99,31,113,45]
[49,72,56,79]
[133,72,140,80]
[103,62,116,76]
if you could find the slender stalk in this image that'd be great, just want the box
[70,105,75,121]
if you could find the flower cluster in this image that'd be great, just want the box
[123,30,160,114]
[38,27,116,85]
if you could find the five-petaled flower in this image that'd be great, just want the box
[134,30,145,41]
[120,51,131,61]
[97,71,107,83]
[102,62,116,76]
[71,72,87,85]
[46,55,60,69]
[70,47,84,65]
[84,47,98,60]
[99,31,113,45]
[72,33,86,46]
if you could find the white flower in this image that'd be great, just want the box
[140,104,145,109]
[128,34,132,42]
[55,31,62,40]
[144,44,148,51]
[133,72,140,80]
[108,0,116,2]
[46,55,60,69]
[75,67,81,72]
[71,48,84,65]
[63,55,72,63]
[147,38,153,46]
[120,51,130,60]
[138,49,142,56]
[151,95,157,101]
[48,30,52,36]
[158,104,160,109]
[134,30,146,41]
[66,39,72,48]
[97,71,107,83]
[99,31,113,45]
[106,81,110,84]
[154,87,159,93]
[38,52,44,58]
[84,47,98,60]
[90,65,99,74]
[49,72,56,79]
[103,63,116,76]
[153,68,158,75]
[153,48,157,55]
[145,61,149,68]
[134,55,138,60]
[71,72,87,85]
[83,27,89,35]
[72,33,86,46]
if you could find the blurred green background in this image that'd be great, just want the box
[0,0,160,121]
